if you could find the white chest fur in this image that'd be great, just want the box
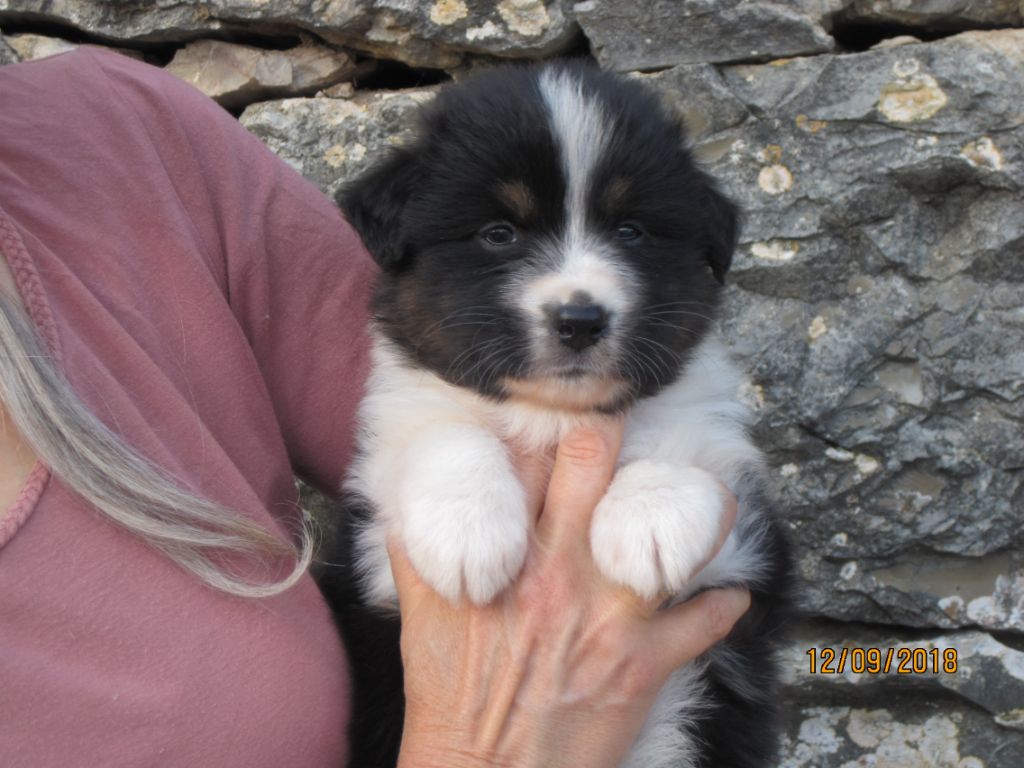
[343,330,775,768]
[344,330,769,607]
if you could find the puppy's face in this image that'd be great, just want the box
[342,64,738,412]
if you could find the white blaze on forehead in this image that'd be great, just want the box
[527,68,635,318]
[539,67,608,242]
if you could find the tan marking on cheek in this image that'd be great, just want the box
[497,180,535,221]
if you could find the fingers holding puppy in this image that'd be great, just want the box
[389,424,750,768]
[534,419,624,553]
[534,422,743,615]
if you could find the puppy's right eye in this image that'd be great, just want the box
[481,224,518,246]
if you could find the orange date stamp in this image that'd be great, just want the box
[806,646,958,675]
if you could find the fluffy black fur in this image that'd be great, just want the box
[697,500,791,767]
[341,63,737,404]
[317,495,404,768]
[321,61,790,768]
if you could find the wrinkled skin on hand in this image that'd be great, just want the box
[391,420,750,768]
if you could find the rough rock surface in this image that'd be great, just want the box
[0,0,577,68]
[4,32,77,61]
[0,33,143,62]
[240,88,434,200]
[781,702,1024,768]
[166,39,356,109]
[0,34,16,65]
[840,0,1024,30]
[575,0,837,71]
[695,29,1024,633]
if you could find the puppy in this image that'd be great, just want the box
[324,61,790,768]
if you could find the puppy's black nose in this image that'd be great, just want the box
[555,304,608,351]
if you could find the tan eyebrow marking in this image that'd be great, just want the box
[497,180,536,220]
[603,176,632,210]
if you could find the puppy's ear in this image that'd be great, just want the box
[338,149,420,271]
[701,179,740,284]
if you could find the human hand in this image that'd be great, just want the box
[390,419,750,768]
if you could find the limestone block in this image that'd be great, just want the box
[698,30,1024,630]
[574,0,836,71]
[5,33,77,61]
[841,0,1024,30]
[240,88,436,199]
[166,40,357,109]
[780,703,1024,768]
[0,0,577,69]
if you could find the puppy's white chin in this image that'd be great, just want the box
[501,374,629,411]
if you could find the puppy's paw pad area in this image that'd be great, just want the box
[397,439,529,604]
[402,494,528,604]
[590,462,724,599]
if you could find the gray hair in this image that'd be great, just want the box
[0,292,315,597]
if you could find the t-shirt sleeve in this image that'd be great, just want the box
[86,48,377,495]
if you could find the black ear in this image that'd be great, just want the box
[337,148,420,271]
[701,178,740,284]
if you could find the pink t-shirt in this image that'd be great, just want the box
[0,49,376,766]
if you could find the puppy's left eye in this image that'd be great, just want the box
[615,224,642,242]
[481,224,518,246]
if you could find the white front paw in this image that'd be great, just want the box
[590,462,724,599]
[398,437,529,604]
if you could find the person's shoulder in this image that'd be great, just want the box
[1,46,167,97]
[2,46,232,139]
[0,44,107,79]
[73,46,195,94]
[84,46,233,126]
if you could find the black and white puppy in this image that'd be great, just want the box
[326,62,790,768]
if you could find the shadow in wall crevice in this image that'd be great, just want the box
[0,15,308,66]
[827,11,1021,52]
[349,57,450,92]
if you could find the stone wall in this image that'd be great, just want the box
[2,2,1021,765]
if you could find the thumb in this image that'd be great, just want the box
[650,587,751,671]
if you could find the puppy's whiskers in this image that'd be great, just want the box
[449,337,513,387]
[445,337,502,382]
[425,306,502,336]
